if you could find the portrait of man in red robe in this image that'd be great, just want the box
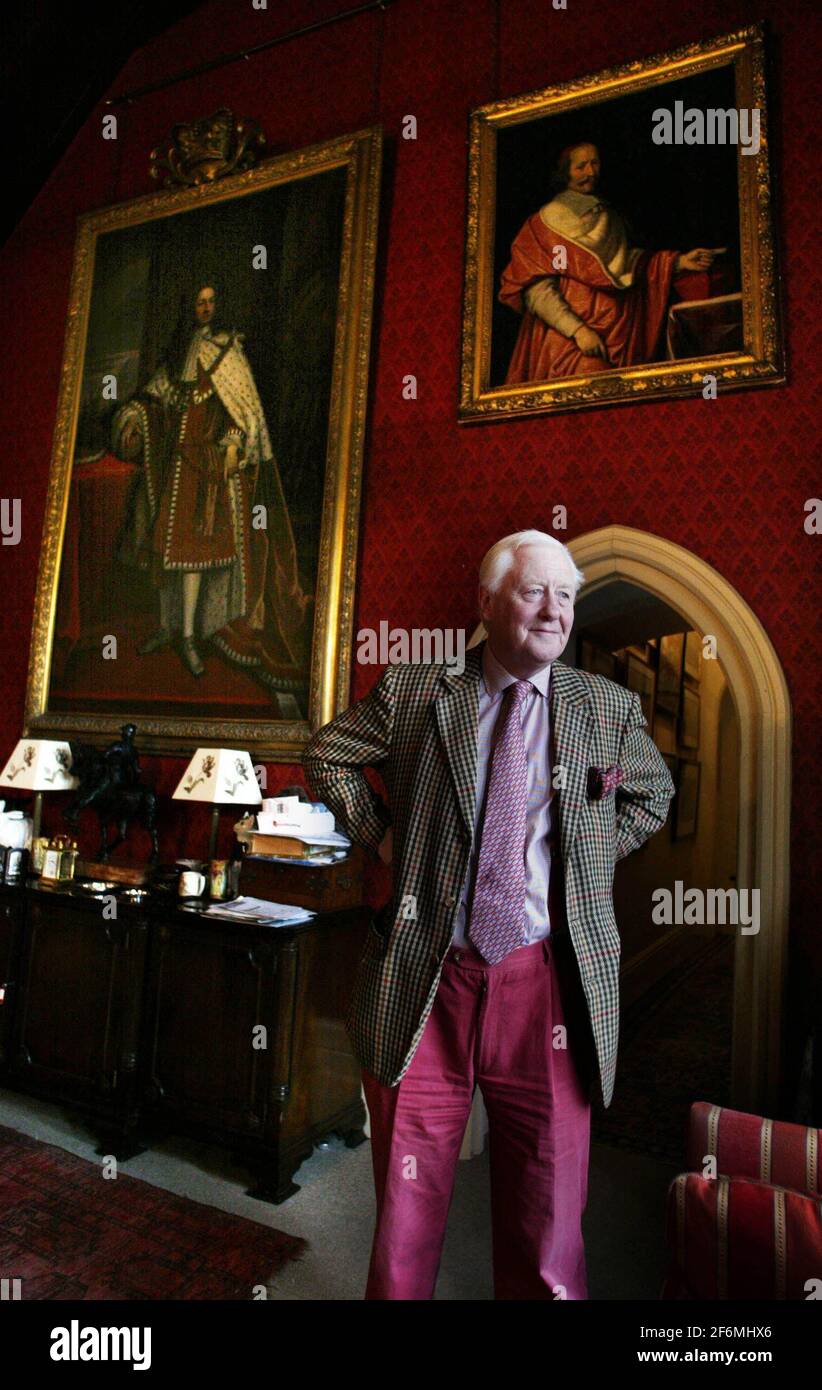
[498,142,722,383]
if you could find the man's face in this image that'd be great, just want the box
[479,545,577,677]
[566,144,600,194]
[195,287,216,325]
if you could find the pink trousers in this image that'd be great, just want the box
[361,933,596,1300]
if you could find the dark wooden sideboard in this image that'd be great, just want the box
[0,881,370,1203]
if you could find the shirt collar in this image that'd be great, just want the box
[558,189,608,216]
[481,639,551,699]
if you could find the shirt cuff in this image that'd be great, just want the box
[219,428,245,451]
[524,280,584,338]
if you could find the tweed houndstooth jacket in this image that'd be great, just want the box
[302,638,675,1108]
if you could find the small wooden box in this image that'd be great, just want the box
[238,845,364,911]
[76,859,149,886]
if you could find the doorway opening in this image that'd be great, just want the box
[568,525,791,1123]
[570,580,739,1158]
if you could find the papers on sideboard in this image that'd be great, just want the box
[203,896,316,926]
[246,850,348,867]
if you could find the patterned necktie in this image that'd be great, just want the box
[468,679,531,964]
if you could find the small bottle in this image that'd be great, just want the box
[61,840,79,881]
[5,846,29,884]
[31,836,50,875]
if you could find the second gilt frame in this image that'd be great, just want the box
[460,25,784,421]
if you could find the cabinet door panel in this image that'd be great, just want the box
[14,899,144,1101]
[0,891,24,1074]
[146,921,275,1132]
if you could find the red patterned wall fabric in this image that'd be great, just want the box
[0,1,819,1014]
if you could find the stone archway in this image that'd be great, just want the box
[471,524,791,1115]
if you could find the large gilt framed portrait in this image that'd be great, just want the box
[460,25,783,421]
[24,125,382,759]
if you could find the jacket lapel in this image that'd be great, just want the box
[434,642,482,841]
[550,659,596,863]
[434,641,595,860]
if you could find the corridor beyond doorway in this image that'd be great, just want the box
[571,579,739,1161]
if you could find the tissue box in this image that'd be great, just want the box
[258,797,335,838]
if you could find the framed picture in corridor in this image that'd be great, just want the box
[656,633,685,716]
[626,654,656,733]
[23,126,383,759]
[680,686,701,751]
[684,629,703,681]
[674,759,701,839]
[459,24,783,421]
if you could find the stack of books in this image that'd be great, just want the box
[236,795,352,868]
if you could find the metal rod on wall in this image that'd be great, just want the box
[106,0,396,107]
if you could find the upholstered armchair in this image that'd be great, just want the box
[662,1100,822,1299]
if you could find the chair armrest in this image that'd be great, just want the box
[686,1101,821,1198]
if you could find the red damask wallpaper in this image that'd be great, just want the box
[0,1,819,1069]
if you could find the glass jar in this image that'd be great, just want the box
[60,840,79,881]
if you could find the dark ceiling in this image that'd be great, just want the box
[1,0,206,245]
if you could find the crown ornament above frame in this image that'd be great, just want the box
[149,109,266,187]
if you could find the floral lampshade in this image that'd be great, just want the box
[0,739,78,792]
[172,749,262,807]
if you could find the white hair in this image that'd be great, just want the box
[478,530,585,598]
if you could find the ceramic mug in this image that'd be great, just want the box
[178,869,206,898]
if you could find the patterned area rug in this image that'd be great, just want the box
[592,936,735,1166]
[0,1125,307,1299]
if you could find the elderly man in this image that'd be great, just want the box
[302,529,674,1299]
[499,141,722,381]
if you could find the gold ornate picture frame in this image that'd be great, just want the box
[460,25,783,421]
[24,125,382,760]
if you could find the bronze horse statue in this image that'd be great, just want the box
[65,725,159,861]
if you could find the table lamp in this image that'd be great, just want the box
[0,738,78,838]
[172,748,262,862]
